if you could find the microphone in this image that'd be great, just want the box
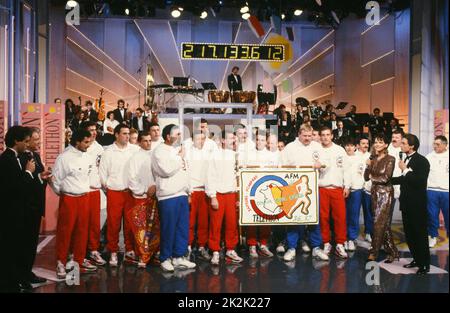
[399,151,404,161]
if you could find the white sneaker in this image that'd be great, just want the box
[137,258,147,269]
[225,250,243,263]
[344,241,349,250]
[109,252,118,267]
[276,243,286,254]
[283,248,296,262]
[347,240,356,252]
[211,251,220,265]
[172,257,196,270]
[365,234,372,243]
[335,244,348,259]
[198,247,211,261]
[56,261,66,279]
[160,259,175,272]
[259,245,274,258]
[312,247,329,261]
[428,236,437,248]
[323,242,332,255]
[249,246,259,258]
[89,251,106,266]
[301,241,311,253]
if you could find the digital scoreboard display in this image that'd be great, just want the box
[181,43,285,62]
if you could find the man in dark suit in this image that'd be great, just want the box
[85,101,98,123]
[131,108,150,132]
[391,134,431,275]
[0,126,36,292]
[332,120,350,145]
[113,99,128,124]
[18,128,50,287]
[227,66,243,92]
[368,107,385,138]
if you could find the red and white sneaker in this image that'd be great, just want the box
[335,244,348,259]
[56,261,66,279]
[89,251,106,266]
[258,245,274,258]
[124,251,138,264]
[80,259,97,274]
[225,250,243,263]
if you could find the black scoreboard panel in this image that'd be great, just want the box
[181,43,285,62]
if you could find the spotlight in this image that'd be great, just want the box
[178,7,184,11]
[281,13,286,20]
[200,10,208,19]
[66,0,78,8]
[315,0,322,6]
[294,9,303,16]
[171,7,181,18]
[242,12,250,20]
[240,6,249,14]
[125,8,130,15]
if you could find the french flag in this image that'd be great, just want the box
[247,15,265,38]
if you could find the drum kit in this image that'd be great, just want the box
[207,90,256,114]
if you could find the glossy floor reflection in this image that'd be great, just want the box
[33,229,449,293]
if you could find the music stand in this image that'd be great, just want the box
[201,82,217,90]
[335,102,348,110]
[173,77,189,87]
[383,112,394,121]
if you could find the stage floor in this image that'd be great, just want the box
[31,224,449,293]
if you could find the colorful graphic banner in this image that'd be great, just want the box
[239,168,319,226]
[0,101,6,152]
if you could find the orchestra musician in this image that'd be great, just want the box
[227,66,243,92]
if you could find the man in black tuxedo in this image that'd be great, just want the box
[113,99,128,124]
[391,134,431,275]
[131,108,150,132]
[368,107,385,138]
[85,101,98,123]
[0,126,36,292]
[227,66,243,92]
[332,120,350,145]
[18,128,50,288]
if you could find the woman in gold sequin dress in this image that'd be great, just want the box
[364,134,399,263]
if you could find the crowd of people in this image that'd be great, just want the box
[0,98,448,293]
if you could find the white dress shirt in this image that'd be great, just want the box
[388,144,402,199]
[103,119,119,135]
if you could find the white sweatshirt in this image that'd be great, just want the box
[185,144,211,191]
[319,143,351,189]
[151,143,189,201]
[356,150,372,193]
[236,140,256,165]
[388,144,402,198]
[99,143,137,191]
[281,139,323,166]
[183,137,218,154]
[51,145,91,195]
[86,140,104,190]
[242,148,280,167]
[206,148,237,198]
[347,154,367,191]
[426,150,449,191]
[127,148,155,199]
[150,138,164,150]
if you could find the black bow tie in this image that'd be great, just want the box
[405,155,412,161]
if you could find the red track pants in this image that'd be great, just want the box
[106,189,134,253]
[209,192,238,252]
[319,187,347,245]
[189,191,210,247]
